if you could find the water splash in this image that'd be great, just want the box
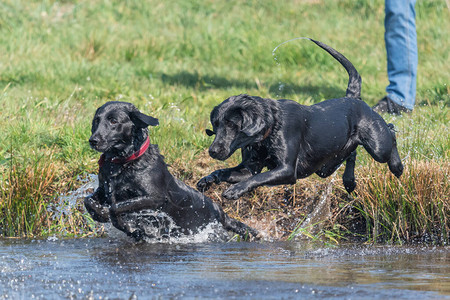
[272,37,309,98]
[120,210,230,244]
[51,174,98,221]
[272,36,310,59]
[290,172,336,240]
[56,175,232,243]
[47,174,102,238]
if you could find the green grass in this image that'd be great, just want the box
[0,0,448,241]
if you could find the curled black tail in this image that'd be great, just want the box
[308,38,362,100]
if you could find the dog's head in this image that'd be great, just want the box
[206,94,275,161]
[89,101,159,156]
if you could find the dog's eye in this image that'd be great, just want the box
[225,120,235,127]
[109,118,118,125]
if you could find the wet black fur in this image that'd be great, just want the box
[197,39,403,199]
[85,101,257,240]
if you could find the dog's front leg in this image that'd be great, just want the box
[110,195,163,215]
[84,189,110,223]
[197,165,257,192]
[107,192,128,233]
[223,165,297,199]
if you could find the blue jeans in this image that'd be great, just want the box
[385,0,418,110]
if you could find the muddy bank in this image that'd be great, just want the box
[61,152,449,244]
[174,152,449,244]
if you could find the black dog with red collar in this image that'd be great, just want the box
[85,101,257,240]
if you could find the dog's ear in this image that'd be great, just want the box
[205,129,215,136]
[130,110,159,128]
[241,109,265,136]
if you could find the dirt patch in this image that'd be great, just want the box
[170,151,449,244]
[170,150,351,241]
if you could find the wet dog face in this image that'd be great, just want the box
[89,101,158,155]
[207,95,270,161]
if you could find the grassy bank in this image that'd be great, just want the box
[0,0,448,243]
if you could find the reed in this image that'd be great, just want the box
[331,159,449,244]
[0,147,98,237]
[0,154,54,236]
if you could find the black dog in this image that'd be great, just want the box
[197,38,403,199]
[84,101,257,240]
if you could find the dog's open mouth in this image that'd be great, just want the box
[90,138,124,154]
[90,143,112,153]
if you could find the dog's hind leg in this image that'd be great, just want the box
[342,150,357,193]
[315,150,357,193]
[361,121,403,178]
[386,124,403,178]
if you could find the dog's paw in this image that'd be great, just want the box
[84,197,110,223]
[223,183,247,200]
[342,174,357,194]
[130,229,144,241]
[197,174,218,192]
[344,180,356,194]
[109,209,127,232]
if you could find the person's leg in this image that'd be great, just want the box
[384,0,417,110]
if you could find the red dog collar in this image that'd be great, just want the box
[98,136,150,167]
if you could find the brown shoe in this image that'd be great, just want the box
[373,96,411,115]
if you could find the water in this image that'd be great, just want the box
[272,37,309,98]
[0,238,448,299]
[272,36,310,58]
[39,177,449,298]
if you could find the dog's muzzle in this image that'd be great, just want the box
[208,143,230,161]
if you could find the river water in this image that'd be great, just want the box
[0,235,448,299]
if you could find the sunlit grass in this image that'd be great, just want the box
[0,0,448,241]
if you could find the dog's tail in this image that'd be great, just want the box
[308,38,362,100]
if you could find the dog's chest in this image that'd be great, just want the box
[100,163,148,200]
[246,144,278,170]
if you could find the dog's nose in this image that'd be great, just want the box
[208,147,218,158]
[89,137,99,147]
